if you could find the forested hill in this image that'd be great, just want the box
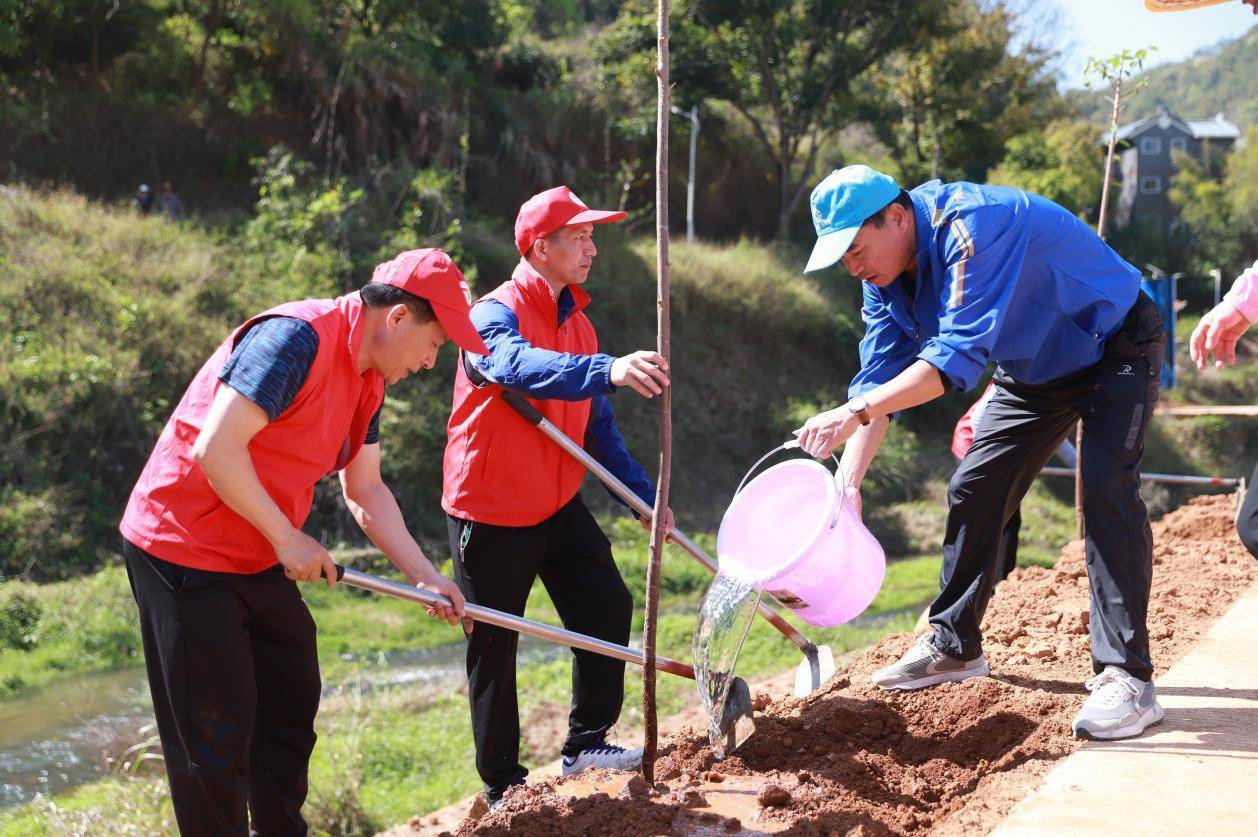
[1068,24,1258,128]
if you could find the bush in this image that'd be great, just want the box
[0,589,41,650]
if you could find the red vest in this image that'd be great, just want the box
[442,261,599,526]
[120,294,384,574]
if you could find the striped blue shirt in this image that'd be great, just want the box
[219,317,381,444]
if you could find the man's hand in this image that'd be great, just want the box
[637,506,675,539]
[1190,300,1252,370]
[795,406,862,459]
[611,351,670,398]
[274,529,338,587]
[415,572,474,632]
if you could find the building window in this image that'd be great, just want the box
[1169,136,1188,153]
[1141,136,1163,155]
[1140,176,1162,195]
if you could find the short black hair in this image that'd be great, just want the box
[864,190,914,228]
[360,282,437,324]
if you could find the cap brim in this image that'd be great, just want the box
[803,226,859,274]
[432,303,490,355]
[567,208,627,226]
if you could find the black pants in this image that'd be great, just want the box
[996,507,1020,581]
[1239,460,1258,559]
[123,541,321,836]
[448,496,633,799]
[930,292,1166,681]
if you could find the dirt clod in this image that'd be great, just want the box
[757,784,791,808]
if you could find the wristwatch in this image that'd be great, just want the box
[846,396,872,426]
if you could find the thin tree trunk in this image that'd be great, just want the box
[642,0,672,785]
[1079,77,1125,540]
[192,0,224,106]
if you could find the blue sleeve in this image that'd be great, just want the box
[584,394,656,514]
[218,317,320,421]
[847,283,920,400]
[468,300,617,400]
[916,205,1028,392]
[364,406,381,445]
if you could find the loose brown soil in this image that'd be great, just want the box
[452,496,1257,836]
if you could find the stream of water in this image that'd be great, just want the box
[690,571,762,760]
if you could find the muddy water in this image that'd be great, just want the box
[0,636,565,807]
[691,572,761,760]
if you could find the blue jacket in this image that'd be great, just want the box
[469,292,657,513]
[849,180,1141,398]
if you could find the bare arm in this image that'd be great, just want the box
[191,386,337,585]
[340,443,471,630]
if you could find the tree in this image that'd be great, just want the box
[599,0,940,240]
[1169,128,1258,276]
[861,0,1065,186]
[987,122,1103,217]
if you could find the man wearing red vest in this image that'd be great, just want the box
[120,248,487,835]
[443,186,672,806]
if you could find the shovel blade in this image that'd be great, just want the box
[793,644,836,697]
[719,676,756,755]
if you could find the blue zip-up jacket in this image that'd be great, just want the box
[468,292,657,513]
[849,181,1141,399]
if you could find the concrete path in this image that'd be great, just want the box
[991,579,1258,836]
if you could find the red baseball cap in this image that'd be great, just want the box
[514,186,626,256]
[369,248,489,355]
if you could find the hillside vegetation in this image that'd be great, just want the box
[1069,24,1258,127]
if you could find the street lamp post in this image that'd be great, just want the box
[670,104,700,243]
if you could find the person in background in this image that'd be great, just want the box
[132,183,154,214]
[1190,258,1258,559]
[159,181,184,220]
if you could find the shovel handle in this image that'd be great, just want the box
[332,566,695,680]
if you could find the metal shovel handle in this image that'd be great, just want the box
[332,565,695,680]
[498,389,819,657]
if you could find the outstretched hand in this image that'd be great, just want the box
[1189,300,1252,370]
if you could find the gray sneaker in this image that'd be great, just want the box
[1072,666,1164,740]
[871,632,990,691]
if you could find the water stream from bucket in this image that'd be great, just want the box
[691,570,761,759]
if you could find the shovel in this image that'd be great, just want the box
[485,379,836,698]
[330,565,757,755]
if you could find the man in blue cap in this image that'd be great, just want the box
[796,165,1166,741]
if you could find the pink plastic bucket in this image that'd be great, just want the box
[716,442,886,627]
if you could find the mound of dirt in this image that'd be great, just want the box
[457,495,1257,836]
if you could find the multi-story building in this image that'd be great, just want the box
[1109,107,1241,231]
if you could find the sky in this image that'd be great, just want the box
[1050,0,1256,88]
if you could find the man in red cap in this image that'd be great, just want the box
[119,248,486,835]
[443,186,672,806]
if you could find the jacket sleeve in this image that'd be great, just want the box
[584,394,656,514]
[847,282,921,401]
[916,204,1028,392]
[1223,259,1258,323]
[468,300,617,400]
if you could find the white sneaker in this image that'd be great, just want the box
[1072,666,1164,740]
[560,743,643,776]
[871,632,989,691]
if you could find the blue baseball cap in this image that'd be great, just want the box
[803,165,901,274]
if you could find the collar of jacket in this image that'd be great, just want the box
[511,258,592,324]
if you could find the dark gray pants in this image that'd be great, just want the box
[929,293,1165,681]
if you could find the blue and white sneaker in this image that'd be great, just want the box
[561,742,643,776]
[1072,666,1164,740]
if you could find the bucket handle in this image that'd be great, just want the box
[733,441,847,530]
